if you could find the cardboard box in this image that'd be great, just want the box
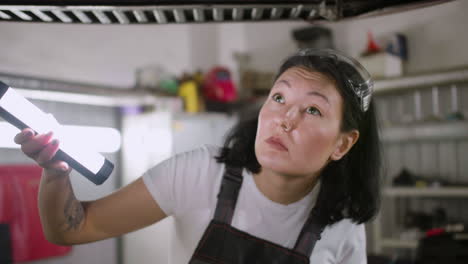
[359,53,403,78]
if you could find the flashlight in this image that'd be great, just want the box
[0,81,113,185]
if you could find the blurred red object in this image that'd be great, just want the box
[203,66,237,102]
[366,31,381,54]
[0,165,72,262]
[426,228,445,237]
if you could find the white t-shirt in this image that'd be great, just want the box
[143,145,366,264]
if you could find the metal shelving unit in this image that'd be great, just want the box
[0,72,181,107]
[374,188,468,252]
[372,68,468,255]
[381,121,468,142]
[374,68,468,94]
[384,187,468,197]
[380,239,418,249]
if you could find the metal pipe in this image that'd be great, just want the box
[51,9,72,23]
[251,7,263,20]
[11,9,32,20]
[173,9,186,23]
[72,9,92,23]
[153,9,167,23]
[232,7,243,20]
[133,10,147,23]
[31,9,53,22]
[213,8,223,21]
[92,10,111,24]
[113,10,129,24]
[0,10,11,20]
[193,8,205,22]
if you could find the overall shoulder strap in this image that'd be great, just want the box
[293,208,328,258]
[213,165,243,224]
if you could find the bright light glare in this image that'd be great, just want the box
[1,85,55,134]
[1,86,119,177]
[0,122,121,153]
[63,125,122,153]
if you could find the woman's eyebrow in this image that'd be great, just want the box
[275,79,291,88]
[275,79,330,105]
[307,91,330,105]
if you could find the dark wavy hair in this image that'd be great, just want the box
[216,50,381,226]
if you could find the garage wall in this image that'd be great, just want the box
[243,21,308,72]
[328,0,468,74]
[1,1,466,262]
[0,20,308,90]
[0,23,192,88]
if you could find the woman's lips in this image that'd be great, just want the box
[265,137,288,151]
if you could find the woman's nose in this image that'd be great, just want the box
[281,106,300,132]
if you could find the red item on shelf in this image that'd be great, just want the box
[202,66,237,103]
[0,165,72,262]
[426,228,445,237]
[366,31,381,54]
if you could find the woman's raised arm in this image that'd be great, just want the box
[14,128,167,245]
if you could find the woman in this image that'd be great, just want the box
[14,49,381,264]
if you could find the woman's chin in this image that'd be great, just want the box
[257,155,293,174]
[256,145,296,173]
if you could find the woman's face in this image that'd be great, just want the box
[255,66,358,177]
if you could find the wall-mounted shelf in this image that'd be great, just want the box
[380,121,468,142]
[381,238,418,249]
[384,187,468,197]
[0,72,176,107]
[374,68,468,94]
[375,187,468,253]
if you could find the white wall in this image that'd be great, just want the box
[327,0,468,74]
[217,23,248,85]
[0,21,308,90]
[189,24,219,72]
[243,21,308,71]
[0,23,192,88]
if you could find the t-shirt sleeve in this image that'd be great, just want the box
[142,145,219,217]
[336,223,367,264]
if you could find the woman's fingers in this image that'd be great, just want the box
[15,129,70,172]
[46,161,70,174]
[20,131,54,157]
[14,128,35,144]
[36,139,60,167]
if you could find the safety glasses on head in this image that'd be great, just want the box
[297,48,373,112]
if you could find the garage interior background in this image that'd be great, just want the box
[0,0,467,263]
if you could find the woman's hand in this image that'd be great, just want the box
[13,128,167,245]
[14,128,70,175]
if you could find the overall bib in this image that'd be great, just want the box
[189,166,327,264]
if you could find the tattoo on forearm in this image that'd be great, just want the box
[62,191,85,231]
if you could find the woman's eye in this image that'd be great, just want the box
[306,106,322,116]
[272,93,285,103]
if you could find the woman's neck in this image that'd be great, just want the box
[253,168,319,205]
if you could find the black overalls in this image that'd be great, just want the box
[189,166,327,264]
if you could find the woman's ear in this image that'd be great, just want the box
[330,130,360,161]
